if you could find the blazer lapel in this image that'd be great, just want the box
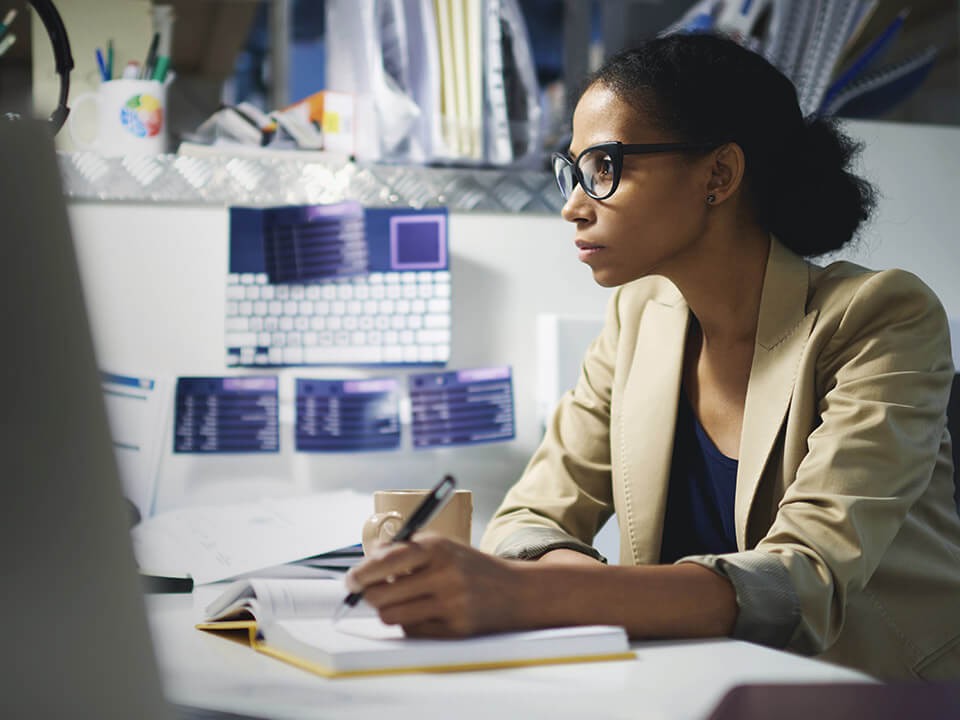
[735,238,817,549]
[618,286,689,564]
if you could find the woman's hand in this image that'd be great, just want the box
[344,533,529,638]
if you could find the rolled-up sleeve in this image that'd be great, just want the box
[685,270,953,653]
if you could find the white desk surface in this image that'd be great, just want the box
[146,591,873,720]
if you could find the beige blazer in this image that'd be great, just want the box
[481,238,960,680]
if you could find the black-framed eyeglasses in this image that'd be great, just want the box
[551,140,720,201]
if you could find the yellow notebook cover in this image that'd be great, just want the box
[197,617,634,679]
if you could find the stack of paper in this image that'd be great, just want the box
[131,490,372,585]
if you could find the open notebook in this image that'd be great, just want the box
[197,578,634,678]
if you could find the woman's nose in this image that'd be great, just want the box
[560,185,592,225]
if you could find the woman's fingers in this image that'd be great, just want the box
[344,535,518,637]
[361,563,442,609]
[345,541,431,593]
[376,594,444,628]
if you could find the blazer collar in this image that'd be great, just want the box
[735,237,817,548]
[619,237,816,561]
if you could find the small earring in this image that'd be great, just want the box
[706,194,716,205]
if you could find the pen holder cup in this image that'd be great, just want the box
[67,79,168,157]
[361,489,473,555]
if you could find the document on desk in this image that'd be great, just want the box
[197,578,634,678]
[131,491,372,584]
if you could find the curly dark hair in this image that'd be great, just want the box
[586,32,876,257]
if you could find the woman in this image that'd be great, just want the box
[346,32,960,679]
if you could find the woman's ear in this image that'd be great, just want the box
[705,142,745,205]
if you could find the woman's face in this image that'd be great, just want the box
[561,83,712,287]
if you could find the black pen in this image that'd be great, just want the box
[141,31,159,80]
[333,474,457,622]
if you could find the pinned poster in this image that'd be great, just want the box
[101,371,172,520]
[408,366,515,448]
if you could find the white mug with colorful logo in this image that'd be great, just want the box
[68,79,168,156]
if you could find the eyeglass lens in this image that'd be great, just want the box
[553,147,617,200]
[552,154,576,199]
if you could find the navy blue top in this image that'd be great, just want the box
[659,393,739,564]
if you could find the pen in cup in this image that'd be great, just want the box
[333,474,457,622]
[141,31,159,79]
[95,47,109,82]
[0,32,14,59]
[0,8,17,41]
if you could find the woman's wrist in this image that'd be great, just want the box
[505,561,738,637]
[536,548,605,566]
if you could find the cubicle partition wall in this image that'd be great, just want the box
[65,119,960,558]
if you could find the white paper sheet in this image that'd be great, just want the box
[131,490,373,584]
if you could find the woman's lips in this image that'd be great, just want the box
[576,240,605,262]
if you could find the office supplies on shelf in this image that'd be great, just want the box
[408,366,515,447]
[664,0,931,120]
[823,45,938,118]
[0,7,16,42]
[141,31,160,80]
[152,54,170,83]
[122,60,140,79]
[795,0,865,117]
[0,6,17,58]
[227,204,451,367]
[95,47,109,82]
[131,491,373,585]
[0,7,13,31]
[150,3,174,83]
[67,77,168,156]
[325,0,540,166]
[0,28,14,57]
[337,474,456,617]
[198,577,632,678]
[106,38,114,79]
[483,0,511,164]
[820,7,909,114]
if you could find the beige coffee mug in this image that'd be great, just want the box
[362,489,472,554]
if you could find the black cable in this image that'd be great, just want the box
[2,0,73,133]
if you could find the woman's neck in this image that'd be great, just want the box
[668,226,771,349]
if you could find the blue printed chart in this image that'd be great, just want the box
[295,377,402,452]
[174,376,279,453]
[408,367,516,448]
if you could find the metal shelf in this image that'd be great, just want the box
[59,151,563,214]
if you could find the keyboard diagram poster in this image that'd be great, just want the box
[226,203,450,367]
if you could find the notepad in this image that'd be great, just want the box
[197,578,634,678]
